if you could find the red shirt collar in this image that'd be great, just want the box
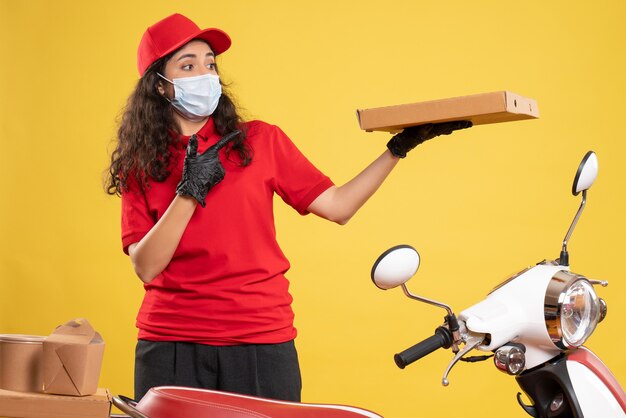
[176,117,218,148]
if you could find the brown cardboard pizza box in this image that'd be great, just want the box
[356,90,539,133]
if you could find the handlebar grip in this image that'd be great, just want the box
[394,326,453,369]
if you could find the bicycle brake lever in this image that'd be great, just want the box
[441,335,484,386]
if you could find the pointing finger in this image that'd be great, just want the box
[213,130,241,151]
[186,134,199,157]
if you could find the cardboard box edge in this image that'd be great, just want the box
[356,90,539,132]
[0,388,112,418]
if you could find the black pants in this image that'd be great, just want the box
[134,339,302,402]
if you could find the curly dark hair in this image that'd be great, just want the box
[105,47,252,195]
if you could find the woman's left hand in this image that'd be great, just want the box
[386,120,473,158]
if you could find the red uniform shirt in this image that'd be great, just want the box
[121,119,334,345]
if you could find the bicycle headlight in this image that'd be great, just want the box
[544,271,601,349]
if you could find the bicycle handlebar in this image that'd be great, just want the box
[394,326,453,369]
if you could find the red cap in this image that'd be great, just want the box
[137,13,231,76]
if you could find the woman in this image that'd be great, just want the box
[105,13,471,402]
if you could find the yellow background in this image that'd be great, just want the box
[1,1,625,416]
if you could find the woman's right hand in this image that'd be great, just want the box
[176,130,240,207]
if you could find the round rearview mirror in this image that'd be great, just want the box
[572,151,598,196]
[371,245,420,290]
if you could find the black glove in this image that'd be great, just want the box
[386,120,473,158]
[176,130,240,207]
